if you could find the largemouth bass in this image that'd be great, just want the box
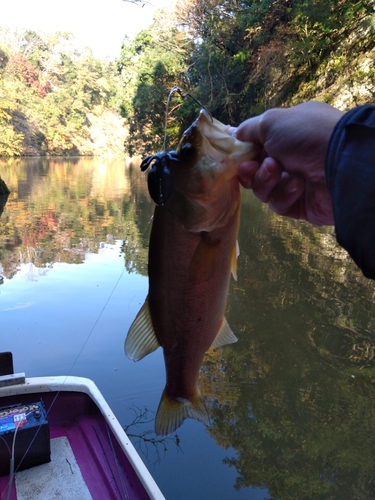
[125,109,258,435]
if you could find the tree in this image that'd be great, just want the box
[0,28,124,156]
[118,14,190,155]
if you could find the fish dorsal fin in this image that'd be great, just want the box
[210,317,238,349]
[124,297,160,361]
[231,239,240,281]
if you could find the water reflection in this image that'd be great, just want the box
[0,157,151,279]
[202,192,375,499]
[1,159,375,499]
[0,195,8,218]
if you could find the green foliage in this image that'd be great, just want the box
[0,48,8,70]
[117,22,189,155]
[1,0,373,158]
[0,109,24,156]
[119,0,374,157]
[0,28,124,156]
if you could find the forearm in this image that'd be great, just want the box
[326,104,375,279]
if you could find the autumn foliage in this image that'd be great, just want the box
[7,53,51,98]
[118,0,374,155]
[0,28,123,156]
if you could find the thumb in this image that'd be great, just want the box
[235,115,265,145]
[227,126,237,136]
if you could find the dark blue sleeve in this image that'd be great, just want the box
[325,104,375,280]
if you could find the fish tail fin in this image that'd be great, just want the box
[155,388,210,436]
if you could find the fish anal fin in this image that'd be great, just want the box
[124,297,160,361]
[210,317,238,350]
[189,233,220,285]
[155,388,210,436]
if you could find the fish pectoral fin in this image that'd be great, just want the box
[231,239,240,281]
[210,317,238,349]
[189,232,220,285]
[155,388,210,436]
[124,297,160,361]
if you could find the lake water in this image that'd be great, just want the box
[1,157,375,500]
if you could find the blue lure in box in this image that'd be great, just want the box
[0,400,50,476]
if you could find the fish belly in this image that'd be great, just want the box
[148,201,240,434]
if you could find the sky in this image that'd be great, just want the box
[1,0,174,60]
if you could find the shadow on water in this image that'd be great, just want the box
[1,159,375,499]
[0,175,10,216]
[0,194,9,217]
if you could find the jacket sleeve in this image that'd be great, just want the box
[325,104,375,280]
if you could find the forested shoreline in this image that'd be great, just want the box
[1,0,375,157]
[2,4,375,496]
[119,0,375,156]
[0,28,126,157]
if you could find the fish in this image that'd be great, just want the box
[125,109,258,435]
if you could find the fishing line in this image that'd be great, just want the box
[162,86,213,152]
[2,264,128,499]
[65,264,127,377]
[5,412,31,500]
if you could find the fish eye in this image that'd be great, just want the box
[180,143,194,160]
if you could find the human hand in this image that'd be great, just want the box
[234,101,344,225]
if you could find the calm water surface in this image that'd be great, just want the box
[1,158,375,500]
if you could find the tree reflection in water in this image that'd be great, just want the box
[0,157,152,279]
[201,191,375,500]
[1,159,374,499]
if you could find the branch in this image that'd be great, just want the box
[123,405,182,465]
[122,0,150,6]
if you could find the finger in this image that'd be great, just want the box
[268,177,305,216]
[251,157,283,202]
[238,160,261,188]
[305,183,335,226]
[235,115,264,144]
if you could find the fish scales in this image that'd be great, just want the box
[149,202,240,394]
